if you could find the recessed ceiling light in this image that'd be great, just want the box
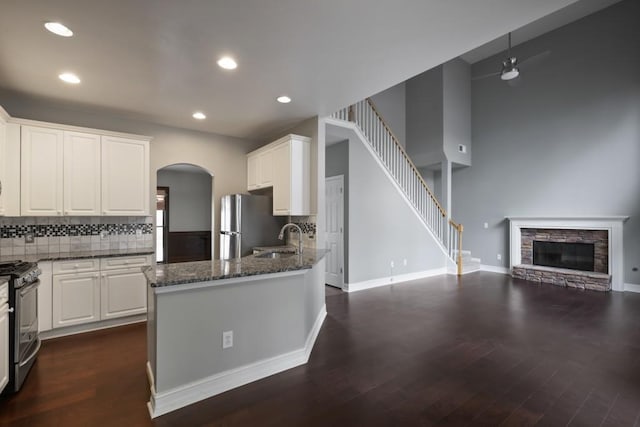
[217,56,237,70]
[192,112,206,120]
[276,96,292,104]
[58,72,80,84]
[44,22,73,37]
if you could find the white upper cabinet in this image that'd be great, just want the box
[272,135,311,216]
[21,125,64,216]
[64,131,101,216]
[247,147,274,190]
[0,113,6,216]
[101,136,149,216]
[247,134,311,215]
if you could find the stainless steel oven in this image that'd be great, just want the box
[0,260,41,395]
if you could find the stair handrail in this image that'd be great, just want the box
[363,98,446,218]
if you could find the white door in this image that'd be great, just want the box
[21,125,64,216]
[100,268,147,320]
[52,272,101,328]
[325,175,344,288]
[64,131,101,215]
[0,302,9,394]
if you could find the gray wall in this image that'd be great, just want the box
[157,167,212,232]
[454,0,640,284]
[0,92,257,259]
[442,59,472,166]
[370,82,406,148]
[325,141,349,280]
[346,127,446,284]
[406,66,444,168]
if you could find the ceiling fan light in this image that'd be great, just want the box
[501,68,519,81]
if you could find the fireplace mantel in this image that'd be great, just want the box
[507,216,629,291]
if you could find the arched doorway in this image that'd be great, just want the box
[156,163,213,263]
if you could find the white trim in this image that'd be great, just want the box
[624,283,640,293]
[147,305,327,418]
[0,105,9,121]
[39,314,146,340]
[344,268,446,293]
[480,265,510,274]
[507,216,628,292]
[325,118,451,260]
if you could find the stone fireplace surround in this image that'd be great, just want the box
[508,217,628,292]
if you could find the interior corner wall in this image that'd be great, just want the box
[325,141,349,281]
[454,0,640,284]
[370,82,407,148]
[346,131,445,284]
[0,92,257,260]
[406,66,445,168]
[157,169,212,232]
[442,58,472,166]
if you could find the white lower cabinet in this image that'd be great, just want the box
[100,268,147,320]
[50,255,150,330]
[52,271,101,328]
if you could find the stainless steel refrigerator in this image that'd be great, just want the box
[219,194,286,259]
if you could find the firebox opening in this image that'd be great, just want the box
[533,241,595,272]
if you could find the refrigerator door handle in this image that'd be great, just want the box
[220,231,240,236]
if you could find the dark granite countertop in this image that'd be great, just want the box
[252,245,297,253]
[145,249,329,288]
[0,248,154,264]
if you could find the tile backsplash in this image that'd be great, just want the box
[0,216,153,257]
[289,216,317,250]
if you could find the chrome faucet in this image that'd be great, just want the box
[278,223,303,254]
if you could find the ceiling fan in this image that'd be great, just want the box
[472,32,550,85]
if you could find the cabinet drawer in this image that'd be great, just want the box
[100,255,151,271]
[53,258,100,274]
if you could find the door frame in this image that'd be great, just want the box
[156,187,170,263]
[325,175,344,288]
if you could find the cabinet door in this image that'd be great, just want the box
[100,268,147,320]
[21,125,64,216]
[258,149,274,187]
[247,153,259,190]
[272,142,291,215]
[64,131,101,216]
[101,136,149,216]
[52,272,100,328]
[0,117,6,216]
[37,261,53,333]
[0,304,8,394]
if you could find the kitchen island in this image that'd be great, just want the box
[144,250,328,418]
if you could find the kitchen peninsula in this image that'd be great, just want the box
[144,249,328,418]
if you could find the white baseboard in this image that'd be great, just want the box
[480,265,510,275]
[147,305,327,419]
[344,268,447,293]
[625,283,640,293]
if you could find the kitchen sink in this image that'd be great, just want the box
[255,251,297,259]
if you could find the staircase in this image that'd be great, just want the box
[329,98,480,275]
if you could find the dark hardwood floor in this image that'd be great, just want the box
[2,272,640,426]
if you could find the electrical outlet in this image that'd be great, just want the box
[135,229,143,237]
[403,259,407,266]
[497,254,502,261]
[390,260,394,268]
[25,233,35,244]
[100,230,109,239]
[222,331,233,349]
[483,222,489,229]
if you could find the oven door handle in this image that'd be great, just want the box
[19,279,40,297]
[19,337,42,368]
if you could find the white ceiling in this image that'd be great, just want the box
[0,0,614,140]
